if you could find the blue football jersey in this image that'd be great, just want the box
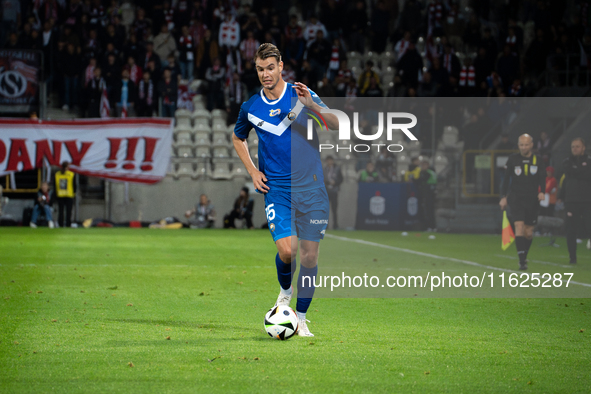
[233,82,327,192]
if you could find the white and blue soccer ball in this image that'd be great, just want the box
[264,305,298,340]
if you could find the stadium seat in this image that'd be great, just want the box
[193,101,206,111]
[194,132,210,146]
[434,154,449,173]
[211,109,227,122]
[175,109,192,128]
[230,161,249,179]
[211,161,232,180]
[195,146,211,158]
[406,141,422,156]
[227,123,236,133]
[174,128,192,143]
[120,3,135,27]
[212,133,228,147]
[174,162,194,179]
[380,51,395,68]
[230,148,240,158]
[192,109,211,123]
[212,121,227,133]
[348,51,362,68]
[441,126,460,148]
[174,144,194,158]
[397,154,411,168]
[192,122,211,133]
[213,147,230,158]
[193,161,210,179]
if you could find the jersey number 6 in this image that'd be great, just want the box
[265,204,275,222]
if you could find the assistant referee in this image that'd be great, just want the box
[557,138,591,265]
[499,134,546,270]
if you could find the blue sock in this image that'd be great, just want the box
[275,253,295,290]
[296,265,318,314]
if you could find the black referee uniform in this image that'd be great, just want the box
[500,153,546,268]
[558,152,591,264]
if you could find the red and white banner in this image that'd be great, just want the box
[0,118,173,184]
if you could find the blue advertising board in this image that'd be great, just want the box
[355,183,420,231]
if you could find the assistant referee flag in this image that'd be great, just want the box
[502,210,515,250]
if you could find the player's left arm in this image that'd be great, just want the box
[537,155,546,201]
[293,82,339,130]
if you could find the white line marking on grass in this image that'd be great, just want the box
[325,234,591,288]
[494,254,572,268]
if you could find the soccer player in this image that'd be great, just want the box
[499,134,546,270]
[232,43,338,337]
[557,138,591,265]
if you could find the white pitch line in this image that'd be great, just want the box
[325,234,591,288]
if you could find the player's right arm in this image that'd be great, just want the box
[232,104,270,193]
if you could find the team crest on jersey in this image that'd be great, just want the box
[514,166,522,176]
[287,112,296,121]
[269,108,281,117]
[270,223,275,232]
[530,165,538,175]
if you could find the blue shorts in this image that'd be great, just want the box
[264,187,329,242]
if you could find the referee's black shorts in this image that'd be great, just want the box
[508,194,539,226]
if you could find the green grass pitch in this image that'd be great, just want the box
[1,228,590,393]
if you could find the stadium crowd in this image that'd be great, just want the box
[0,0,589,117]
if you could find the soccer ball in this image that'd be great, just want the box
[264,305,298,340]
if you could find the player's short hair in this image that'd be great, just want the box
[254,43,281,64]
[572,137,586,147]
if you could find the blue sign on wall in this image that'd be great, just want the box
[355,183,419,231]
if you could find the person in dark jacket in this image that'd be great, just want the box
[137,70,156,117]
[85,66,106,118]
[557,138,591,264]
[61,43,82,111]
[224,187,254,229]
[158,68,178,118]
[110,69,137,117]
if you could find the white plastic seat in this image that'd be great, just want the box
[230,162,248,178]
[194,132,210,147]
[212,122,227,133]
[175,145,194,158]
[213,146,230,158]
[174,162,193,179]
[348,51,362,68]
[192,122,211,134]
[174,128,192,142]
[195,146,211,158]
[212,161,232,180]
[175,109,192,128]
[211,109,227,122]
[434,154,449,173]
[192,108,211,122]
[212,133,228,147]
[193,161,209,179]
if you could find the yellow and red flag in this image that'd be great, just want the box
[502,210,515,250]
